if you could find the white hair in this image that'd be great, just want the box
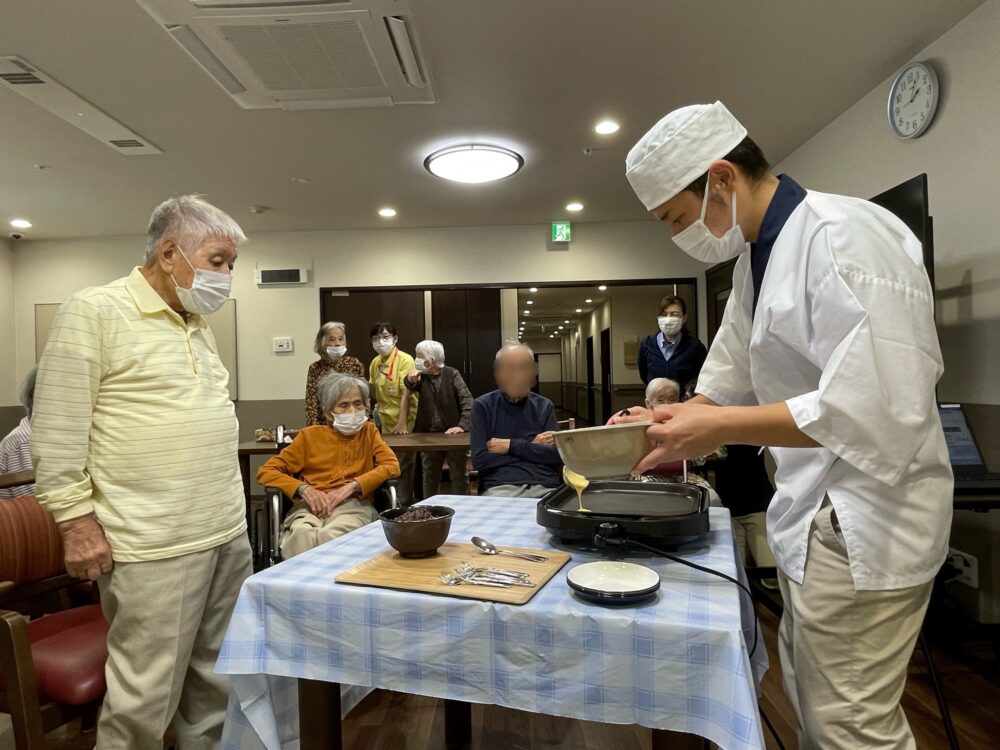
[19,368,37,417]
[314,321,347,355]
[645,377,680,404]
[144,194,246,263]
[494,341,536,369]
[316,373,369,412]
[415,339,445,365]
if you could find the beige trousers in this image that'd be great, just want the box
[732,511,776,568]
[96,533,252,750]
[778,501,932,750]
[280,497,378,558]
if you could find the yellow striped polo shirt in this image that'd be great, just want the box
[31,267,245,562]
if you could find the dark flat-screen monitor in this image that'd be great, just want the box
[870,173,935,292]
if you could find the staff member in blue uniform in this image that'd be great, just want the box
[617,101,952,750]
[637,294,707,386]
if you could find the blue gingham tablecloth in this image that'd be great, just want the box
[217,495,768,750]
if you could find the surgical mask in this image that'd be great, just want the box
[658,315,684,336]
[671,182,747,263]
[414,358,429,373]
[331,411,367,435]
[373,338,395,356]
[171,246,231,315]
[325,345,347,360]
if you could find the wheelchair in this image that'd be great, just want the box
[251,479,398,570]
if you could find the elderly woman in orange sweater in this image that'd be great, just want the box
[257,372,400,558]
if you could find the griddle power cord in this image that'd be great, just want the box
[593,523,759,660]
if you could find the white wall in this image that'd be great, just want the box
[0,239,16,407]
[10,221,709,401]
[773,0,1000,405]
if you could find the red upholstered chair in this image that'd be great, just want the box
[0,479,109,750]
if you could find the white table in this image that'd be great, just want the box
[217,495,767,749]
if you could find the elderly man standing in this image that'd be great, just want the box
[470,342,562,497]
[32,195,251,749]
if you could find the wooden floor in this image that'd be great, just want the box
[3,603,996,750]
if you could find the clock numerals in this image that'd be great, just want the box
[889,63,938,138]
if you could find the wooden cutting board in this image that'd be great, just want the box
[335,542,571,605]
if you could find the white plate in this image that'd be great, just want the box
[566,561,660,601]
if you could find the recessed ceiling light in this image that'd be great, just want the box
[424,144,523,184]
[595,119,620,135]
[10,219,32,229]
[529,286,538,292]
[290,176,311,184]
[564,319,570,324]
[565,202,584,212]
[585,298,593,303]
[378,207,397,218]
[575,308,583,313]
[526,300,534,305]
[549,334,554,339]
[597,285,607,291]
[523,310,530,315]
[558,325,564,330]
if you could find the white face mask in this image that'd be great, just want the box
[671,182,747,263]
[414,358,429,373]
[331,411,367,435]
[373,338,395,356]
[325,345,347,360]
[171,245,231,315]
[658,315,684,336]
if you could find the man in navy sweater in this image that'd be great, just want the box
[471,343,563,497]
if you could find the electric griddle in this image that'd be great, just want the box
[536,479,710,548]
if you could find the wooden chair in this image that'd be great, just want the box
[0,472,109,749]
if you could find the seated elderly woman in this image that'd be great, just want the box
[257,372,400,558]
[305,321,366,425]
[471,342,562,497]
[645,377,681,409]
[404,340,474,497]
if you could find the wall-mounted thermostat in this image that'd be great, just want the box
[255,267,310,286]
[273,337,294,354]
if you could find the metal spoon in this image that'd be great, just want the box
[471,536,548,562]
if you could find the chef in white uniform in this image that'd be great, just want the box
[618,101,952,750]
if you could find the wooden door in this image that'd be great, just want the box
[600,327,612,424]
[322,289,426,363]
[705,259,738,347]
[585,336,596,426]
[430,289,470,384]
[463,288,502,397]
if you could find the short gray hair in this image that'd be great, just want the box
[314,321,347,355]
[316,373,369,412]
[494,341,536,369]
[19,368,37,417]
[144,195,246,263]
[415,339,445,365]
[645,377,680,404]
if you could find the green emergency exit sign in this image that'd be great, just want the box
[551,221,571,243]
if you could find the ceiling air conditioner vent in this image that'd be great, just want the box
[0,56,162,155]
[136,0,435,110]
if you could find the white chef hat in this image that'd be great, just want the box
[625,101,747,211]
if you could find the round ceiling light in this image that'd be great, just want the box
[565,202,584,212]
[595,119,620,135]
[10,218,32,229]
[424,144,523,184]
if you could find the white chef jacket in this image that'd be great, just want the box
[696,189,953,590]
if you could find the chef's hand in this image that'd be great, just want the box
[532,431,555,446]
[487,438,510,455]
[607,406,651,425]
[444,426,464,435]
[59,513,114,581]
[632,403,725,475]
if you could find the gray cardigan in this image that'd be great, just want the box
[404,365,474,433]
